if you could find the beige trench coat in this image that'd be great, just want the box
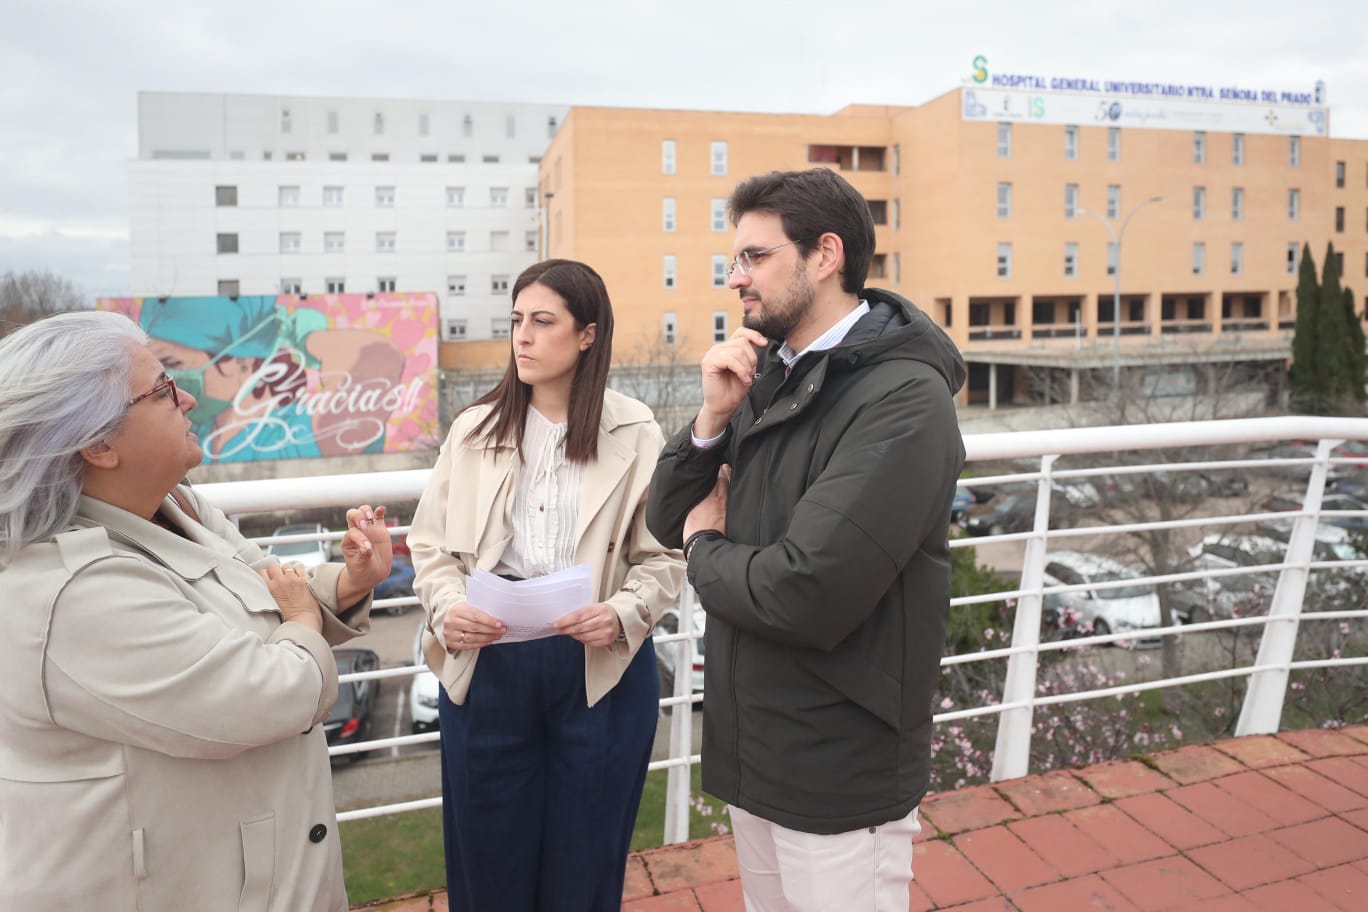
[410,389,685,706]
[0,487,371,911]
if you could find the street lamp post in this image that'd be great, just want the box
[1078,196,1163,390]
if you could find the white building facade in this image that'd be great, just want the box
[130,92,568,340]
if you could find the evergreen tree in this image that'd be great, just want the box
[1289,243,1321,411]
[1345,284,1367,404]
[1318,243,1348,409]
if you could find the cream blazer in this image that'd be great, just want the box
[410,389,685,706]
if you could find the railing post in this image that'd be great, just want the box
[1236,438,1339,735]
[990,455,1056,781]
[662,586,696,844]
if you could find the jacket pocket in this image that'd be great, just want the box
[238,813,276,912]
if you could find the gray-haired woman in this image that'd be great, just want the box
[0,311,392,911]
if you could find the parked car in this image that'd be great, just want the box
[266,522,330,568]
[1042,551,1167,645]
[1184,533,1286,620]
[1258,491,1368,534]
[965,492,1072,536]
[951,485,975,524]
[325,648,379,762]
[1250,443,1346,486]
[373,556,417,614]
[653,600,705,698]
[409,623,440,734]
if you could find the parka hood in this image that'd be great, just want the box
[827,287,967,395]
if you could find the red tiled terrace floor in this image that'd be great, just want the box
[357,725,1368,911]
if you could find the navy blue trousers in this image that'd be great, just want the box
[438,634,658,912]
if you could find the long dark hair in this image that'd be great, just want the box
[464,259,614,463]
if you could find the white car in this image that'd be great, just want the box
[654,597,706,697]
[1042,551,1166,645]
[408,622,440,733]
[266,522,330,569]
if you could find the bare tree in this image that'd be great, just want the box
[609,329,701,431]
[1,270,88,337]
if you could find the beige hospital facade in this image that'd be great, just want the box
[440,83,1368,409]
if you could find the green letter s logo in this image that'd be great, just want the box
[972,55,988,84]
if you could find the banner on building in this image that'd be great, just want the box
[98,293,440,463]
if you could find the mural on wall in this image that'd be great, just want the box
[98,293,440,463]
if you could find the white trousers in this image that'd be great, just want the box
[728,804,921,912]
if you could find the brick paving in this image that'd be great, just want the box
[355,725,1368,911]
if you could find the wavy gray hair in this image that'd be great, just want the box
[0,311,147,566]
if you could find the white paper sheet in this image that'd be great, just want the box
[464,563,594,643]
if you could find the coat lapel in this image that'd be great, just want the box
[472,443,516,558]
[574,427,634,546]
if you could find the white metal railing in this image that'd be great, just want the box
[206,415,1368,844]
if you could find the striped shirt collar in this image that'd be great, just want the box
[776,301,871,369]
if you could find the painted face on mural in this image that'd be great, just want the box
[146,336,262,424]
[510,283,596,390]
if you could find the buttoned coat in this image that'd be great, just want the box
[410,389,684,706]
[0,486,371,911]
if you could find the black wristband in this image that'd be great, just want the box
[683,529,724,562]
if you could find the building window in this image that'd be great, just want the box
[1193,186,1206,220]
[325,232,345,253]
[892,251,901,284]
[1335,251,1344,275]
[329,152,347,162]
[664,255,677,289]
[450,153,465,163]
[525,230,538,252]
[375,186,395,207]
[1064,125,1078,160]
[373,112,384,135]
[663,197,676,232]
[663,312,677,345]
[713,311,728,343]
[447,276,466,296]
[490,187,509,208]
[280,232,302,254]
[1287,243,1299,274]
[892,198,901,231]
[218,279,240,297]
[1107,127,1120,162]
[420,154,437,163]
[547,116,558,138]
[1336,206,1346,232]
[490,318,511,339]
[505,114,516,139]
[490,231,510,252]
[867,200,888,225]
[377,277,397,292]
[712,255,727,288]
[1193,242,1206,276]
[418,112,429,136]
[1289,188,1300,221]
[1231,242,1244,275]
[216,233,239,254]
[710,141,728,176]
[280,278,301,294]
[1106,242,1118,276]
[447,231,465,252]
[327,110,339,134]
[997,122,1012,158]
[1336,161,1346,188]
[447,186,464,208]
[215,185,237,207]
[481,154,499,164]
[662,139,676,175]
[1232,187,1244,221]
[462,115,473,138]
[1289,136,1301,167]
[996,243,1012,278]
[278,185,300,208]
[1232,133,1245,165]
[1064,183,1078,219]
[711,198,726,232]
[996,183,1012,219]
[1064,242,1078,277]
[491,275,509,295]
[325,277,345,294]
[524,187,537,208]
[1106,185,1120,220]
[371,153,389,162]
[376,232,396,253]
[444,318,468,341]
[892,144,901,176]
[284,151,305,162]
[1193,131,1206,164]
[323,185,344,207]
[280,107,292,134]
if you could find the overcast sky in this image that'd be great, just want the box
[2,0,1364,298]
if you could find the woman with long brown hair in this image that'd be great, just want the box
[409,259,684,911]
